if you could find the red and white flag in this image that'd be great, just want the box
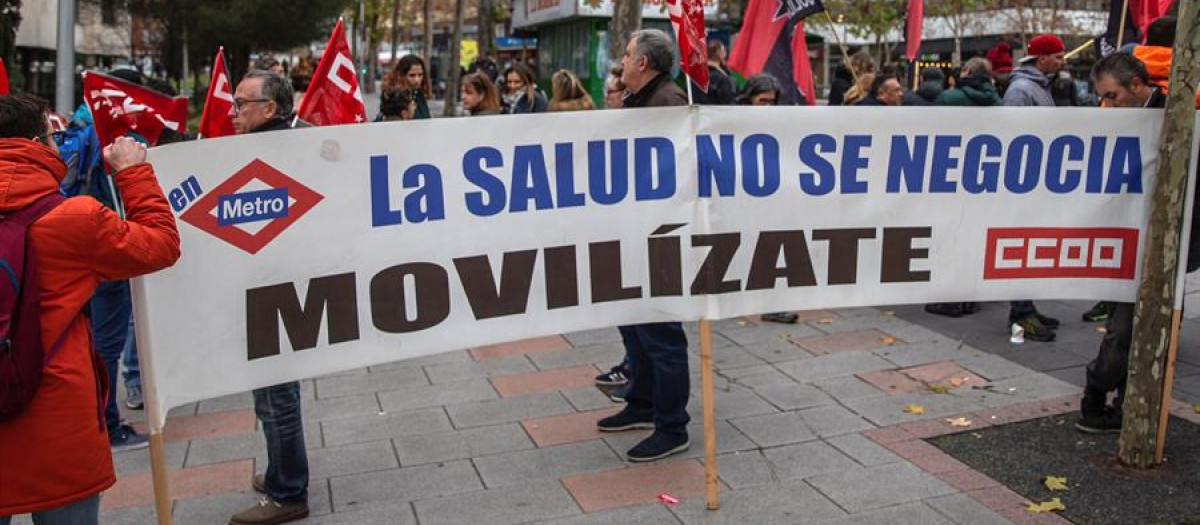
[0,58,9,96]
[298,19,367,126]
[666,0,709,93]
[199,47,235,139]
[82,71,189,148]
[905,0,924,61]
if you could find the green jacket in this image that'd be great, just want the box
[935,77,1002,107]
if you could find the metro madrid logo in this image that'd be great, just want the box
[180,159,323,255]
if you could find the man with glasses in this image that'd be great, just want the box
[227,70,311,525]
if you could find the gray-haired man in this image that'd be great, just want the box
[227,70,310,525]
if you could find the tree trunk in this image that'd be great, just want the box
[391,0,402,61]
[608,0,643,66]
[423,0,434,60]
[1117,0,1200,468]
[478,0,494,57]
[443,0,466,116]
[364,7,379,95]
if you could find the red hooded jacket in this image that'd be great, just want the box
[0,139,180,515]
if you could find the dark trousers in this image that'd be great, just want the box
[1083,302,1133,416]
[89,280,132,435]
[252,382,309,504]
[618,322,690,437]
[1009,300,1037,322]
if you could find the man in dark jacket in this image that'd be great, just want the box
[935,57,1003,106]
[903,67,945,106]
[692,40,736,105]
[599,28,692,463]
[227,70,311,525]
[1076,53,1167,434]
[857,74,903,106]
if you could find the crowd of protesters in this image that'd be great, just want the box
[0,17,1198,525]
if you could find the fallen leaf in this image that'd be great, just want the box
[818,317,834,324]
[970,432,983,439]
[777,333,792,341]
[882,310,895,316]
[736,320,749,327]
[928,384,951,394]
[880,336,898,345]
[1194,404,1200,414]
[1044,476,1069,491]
[902,404,925,415]
[1095,326,1107,333]
[1026,498,1066,513]
[950,377,967,387]
[945,417,973,427]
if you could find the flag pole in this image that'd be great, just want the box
[685,71,695,106]
[821,10,857,83]
[1117,0,1131,49]
[1063,39,1095,60]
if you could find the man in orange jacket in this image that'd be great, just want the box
[0,93,180,524]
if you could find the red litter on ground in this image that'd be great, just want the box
[659,493,681,505]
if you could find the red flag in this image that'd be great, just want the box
[199,47,235,139]
[0,59,9,95]
[728,0,811,105]
[666,0,709,93]
[905,0,924,61]
[1133,0,1173,38]
[82,71,189,148]
[791,22,816,106]
[298,19,367,126]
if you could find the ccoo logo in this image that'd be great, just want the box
[180,160,323,254]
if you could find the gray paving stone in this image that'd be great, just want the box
[445,391,575,428]
[302,393,381,422]
[330,459,482,509]
[394,423,534,466]
[99,506,156,525]
[671,480,847,525]
[1047,365,1087,387]
[314,366,429,399]
[372,349,473,370]
[716,364,796,389]
[956,354,1036,381]
[840,392,987,426]
[183,430,263,468]
[687,389,778,420]
[320,407,453,446]
[697,345,769,371]
[752,382,837,411]
[761,440,862,481]
[776,352,896,384]
[424,355,537,384]
[825,434,903,467]
[718,323,826,347]
[711,450,778,488]
[562,386,620,411]
[729,411,818,448]
[1000,346,1092,372]
[309,440,399,479]
[531,503,682,525]
[196,391,255,414]
[376,379,499,413]
[113,441,187,475]
[737,336,819,363]
[982,372,1082,401]
[816,501,955,525]
[926,493,1017,525]
[563,328,624,347]
[166,402,198,418]
[796,405,876,437]
[473,440,624,488]
[528,342,625,371]
[807,462,956,512]
[304,500,418,525]
[873,339,985,368]
[412,482,581,525]
[812,376,888,401]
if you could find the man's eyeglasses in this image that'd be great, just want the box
[232,97,271,114]
[39,130,67,145]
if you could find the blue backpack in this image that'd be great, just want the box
[55,123,118,211]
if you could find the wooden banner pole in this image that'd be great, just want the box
[821,10,857,83]
[148,432,173,525]
[699,319,720,510]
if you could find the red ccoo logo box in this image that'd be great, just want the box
[983,228,1139,280]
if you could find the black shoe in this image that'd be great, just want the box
[761,312,799,324]
[597,410,654,432]
[1036,313,1061,329]
[627,431,690,462]
[1082,302,1109,323]
[609,383,630,404]
[595,365,629,387]
[1075,411,1122,434]
[1012,315,1056,342]
[925,303,966,318]
[961,302,981,314]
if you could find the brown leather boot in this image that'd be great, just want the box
[229,497,309,525]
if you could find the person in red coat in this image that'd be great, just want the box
[0,94,180,524]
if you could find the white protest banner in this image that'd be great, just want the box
[137,106,1164,428]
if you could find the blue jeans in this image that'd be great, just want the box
[121,318,140,390]
[89,280,132,435]
[618,323,690,437]
[252,382,309,504]
[0,495,100,525]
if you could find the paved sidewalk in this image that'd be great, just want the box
[37,306,1200,525]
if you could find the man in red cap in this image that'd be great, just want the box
[1002,34,1065,107]
[1000,33,1066,343]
